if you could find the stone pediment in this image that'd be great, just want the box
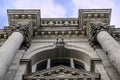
[23,65,100,80]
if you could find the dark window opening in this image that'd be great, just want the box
[51,59,70,67]
[36,60,47,71]
[1,34,4,38]
[74,60,85,70]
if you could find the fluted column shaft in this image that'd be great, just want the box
[97,31,120,74]
[0,32,24,80]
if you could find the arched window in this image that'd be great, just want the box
[36,60,47,71]
[36,58,85,71]
[74,60,85,70]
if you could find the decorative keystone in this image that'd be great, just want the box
[55,37,66,47]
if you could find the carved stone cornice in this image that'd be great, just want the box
[23,65,100,80]
[89,22,109,47]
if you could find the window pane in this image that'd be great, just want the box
[51,59,70,67]
[36,60,47,71]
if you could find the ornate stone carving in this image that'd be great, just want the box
[10,23,32,49]
[23,65,100,80]
[55,37,66,47]
[89,22,109,47]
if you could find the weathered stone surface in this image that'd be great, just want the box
[4,50,25,80]
[0,9,120,80]
[96,49,120,80]
[0,32,23,80]
[97,31,120,74]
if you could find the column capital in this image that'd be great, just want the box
[89,22,109,47]
[10,23,32,49]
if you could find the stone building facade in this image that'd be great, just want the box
[0,9,120,80]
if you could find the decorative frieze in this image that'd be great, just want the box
[39,30,81,36]
[48,21,54,26]
[41,31,45,35]
[62,31,65,35]
[23,65,100,80]
[79,9,111,29]
[48,31,51,35]
[100,13,104,18]
[15,14,19,19]
[55,31,58,35]
[28,14,32,19]
[41,18,78,27]
[9,14,37,19]
[68,31,72,35]
[21,15,25,19]
[64,21,69,26]
[7,9,41,29]
[94,14,98,18]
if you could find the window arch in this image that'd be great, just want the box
[36,58,85,71]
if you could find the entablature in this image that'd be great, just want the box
[1,9,120,43]
[7,9,40,30]
[41,18,78,27]
[79,9,111,29]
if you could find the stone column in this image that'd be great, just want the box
[90,22,120,74]
[47,59,51,69]
[97,30,120,74]
[0,23,31,80]
[0,32,24,80]
[70,58,75,68]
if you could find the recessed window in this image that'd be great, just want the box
[74,60,85,70]
[51,59,70,67]
[36,58,85,71]
[36,60,47,71]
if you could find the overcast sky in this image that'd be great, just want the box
[0,0,120,28]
